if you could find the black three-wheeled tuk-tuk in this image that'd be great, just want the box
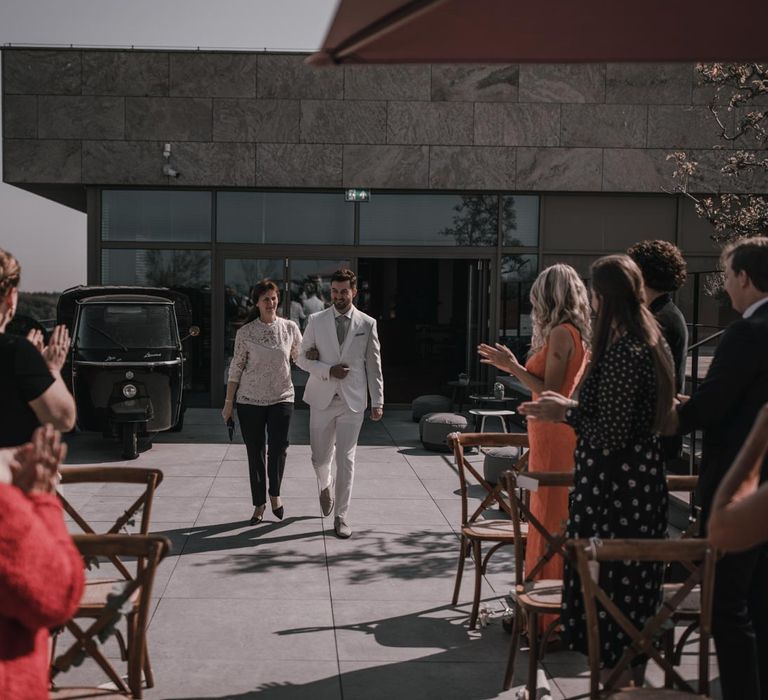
[57,286,199,459]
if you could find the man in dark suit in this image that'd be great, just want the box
[670,236,768,700]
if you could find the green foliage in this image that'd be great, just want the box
[17,292,59,321]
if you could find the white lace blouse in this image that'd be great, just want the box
[228,317,302,405]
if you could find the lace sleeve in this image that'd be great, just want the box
[290,322,302,364]
[228,329,248,383]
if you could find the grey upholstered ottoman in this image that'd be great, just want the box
[420,412,468,452]
[412,394,453,422]
[483,446,522,485]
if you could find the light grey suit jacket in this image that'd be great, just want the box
[297,306,384,413]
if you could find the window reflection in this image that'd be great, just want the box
[499,254,538,357]
[101,191,212,242]
[502,195,540,247]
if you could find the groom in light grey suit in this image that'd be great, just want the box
[297,268,384,538]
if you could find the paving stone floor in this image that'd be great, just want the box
[54,409,720,699]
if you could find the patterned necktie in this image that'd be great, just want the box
[336,314,349,346]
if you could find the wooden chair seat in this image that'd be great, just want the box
[462,519,527,540]
[77,579,140,613]
[448,431,530,630]
[50,688,131,699]
[516,579,563,610]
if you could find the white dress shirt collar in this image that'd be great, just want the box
[742,296,768,319]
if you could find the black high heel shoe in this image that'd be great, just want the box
[250,505,265,525]
[271,499,284,520]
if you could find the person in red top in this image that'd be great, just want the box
[0,425,85,700]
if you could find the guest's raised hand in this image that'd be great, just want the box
[41,325,71,373]
[11,424,67,495]
[330,363,350,379]
[478,343,521,374]
[519,391,574,423]
[26,328,45,353]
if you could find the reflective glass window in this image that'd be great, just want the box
[101,190,212,242]
[360,194,498,246]
[501,195,539,246]
[498,254,538,354]
[217,192,354,244]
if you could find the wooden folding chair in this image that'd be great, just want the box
[55,467,164,691]
[447,431,529,630]
[502,469,573,693]
[568,538,715,699]
[51,534,171,699]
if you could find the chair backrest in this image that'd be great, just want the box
[447,432,529,528]
[503,469,572,587]
[51,534,171,697]
[568,537,715,699]
[58,466,164,580]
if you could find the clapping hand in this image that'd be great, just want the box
[330,363,350,379]
[10,424,67,495]
[27,324,70,373]
[519,391,575,423]
[477,343,522,374]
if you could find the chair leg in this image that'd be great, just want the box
[663,626,675,688]
[503,604,523,690]
[527,611,539,700]
[126,612,143,699]
[452,535,468,605]
[470,539,483,630]
[143,638,155,689]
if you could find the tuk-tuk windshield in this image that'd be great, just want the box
[76,304,177,350]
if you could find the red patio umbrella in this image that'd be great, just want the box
[308,0,768,66]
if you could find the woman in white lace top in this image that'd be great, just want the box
[222,280,302,524]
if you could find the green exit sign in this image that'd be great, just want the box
[345,188,370,202]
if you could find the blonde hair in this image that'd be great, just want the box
[0,248,21,297]
[529,263,591,355]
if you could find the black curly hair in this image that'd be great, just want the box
[627,240,687,293]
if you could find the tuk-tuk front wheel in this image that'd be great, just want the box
[121,424,139,460]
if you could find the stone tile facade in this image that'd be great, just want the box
[2,48,763,194]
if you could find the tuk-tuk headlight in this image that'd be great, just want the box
[122,383,138,399]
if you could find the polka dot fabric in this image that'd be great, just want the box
[562,334,668,668]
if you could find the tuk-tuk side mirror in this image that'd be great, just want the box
[181,325,201,342]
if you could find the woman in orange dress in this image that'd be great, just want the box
[478,263,590,633]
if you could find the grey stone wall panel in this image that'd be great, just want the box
[429,146,515,189]
[343,145,429,188]
[344,64,430,100]
[258,54,343,99]
[170,53,257,97]
[4,139,81,183]
[648,106,733,149]
[301,100,386,144]
[517,147,602,191]
[82,52,169,96]
[475,103,560,146]
[3,50,81,95]
[257,143,342,187]
[125,97,212,141]
[213,99,299,142]
[561,104,647,148]
[173,142,255,186]
[83,141,167,184]
[606,64,692,105]
[38,96,124,140]
[4,96,37,138]
[602,149,672,192]
[387,101,473,145]
[432,64,518,102]
[519,64,605,103]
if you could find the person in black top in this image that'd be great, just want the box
[0,248,76,447]
[665,237,768,700]
[628,240,688,462]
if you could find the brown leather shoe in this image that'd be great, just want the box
[319,486,334,517]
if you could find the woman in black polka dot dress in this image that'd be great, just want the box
[520,254,675,676]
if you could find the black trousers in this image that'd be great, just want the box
[712,542,768,700]
[236,402,293,507]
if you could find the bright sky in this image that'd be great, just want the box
[0,0,338,291]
